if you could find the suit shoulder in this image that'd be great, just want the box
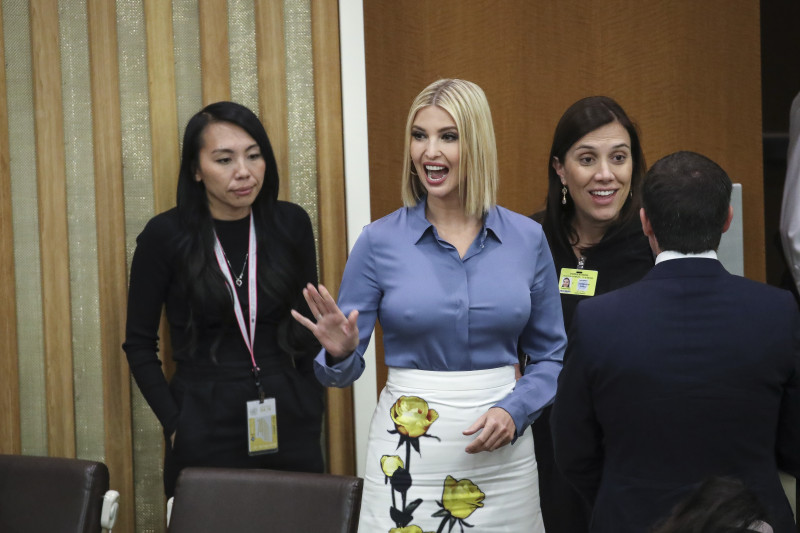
[572,278,643,317]
[727,274,798,309]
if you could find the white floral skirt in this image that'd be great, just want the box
[358,367,544,533]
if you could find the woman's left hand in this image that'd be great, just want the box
[463,407,515,453]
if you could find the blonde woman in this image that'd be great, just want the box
[293,79,565,532]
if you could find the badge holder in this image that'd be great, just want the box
[247,367,278,456]
[559,267,598,296]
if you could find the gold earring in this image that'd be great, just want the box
[561,186,568,205]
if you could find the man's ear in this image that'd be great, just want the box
[722,205,734,233]
[640,207,661,256]
[640,208,654,237]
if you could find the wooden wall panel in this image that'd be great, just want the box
[364,0,765,390]
[144,1,180,396]
[0,0,20,455]
[199,0,230,104]
[144,0,180,216]
[30,0,75,458]
[1,1,350,527]
[255,0,290,201]
[87,1,134,531]
[311,0,355,475]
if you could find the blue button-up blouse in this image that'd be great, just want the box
[314,198,566,435]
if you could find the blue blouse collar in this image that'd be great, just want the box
[407,197,502,245]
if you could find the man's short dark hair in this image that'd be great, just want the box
[651,477,771,533]
[643,151,732,253]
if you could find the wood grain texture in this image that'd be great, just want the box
[254,0,290,201]
[143,0,178,383]
[144,0,180,216]
[29,0,75,458]
[311,0,355,475]
[364,0,765,390]
[199,0,230,104]
[87,1,134,530]
[0,0,21,455]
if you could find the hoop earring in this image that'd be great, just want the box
[561,186,568,205]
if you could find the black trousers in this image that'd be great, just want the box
[533,405,592,533]
[163,364,324,497]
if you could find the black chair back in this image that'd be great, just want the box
[169,467,363,533]
[0,454,110,533]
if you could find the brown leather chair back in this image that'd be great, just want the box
[169,468,363,533]
[0,454,110,533]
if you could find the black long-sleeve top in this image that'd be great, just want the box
[123,202,318,435]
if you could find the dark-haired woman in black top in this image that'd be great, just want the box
[123,101,323,496]
[532,96,654,532]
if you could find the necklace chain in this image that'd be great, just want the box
[224,252,248,287]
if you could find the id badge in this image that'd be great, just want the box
[559,267,598,297]
[247,398,278,455]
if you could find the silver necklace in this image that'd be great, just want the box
[225,252,248,286]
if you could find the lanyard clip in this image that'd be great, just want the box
[252,366,266,403]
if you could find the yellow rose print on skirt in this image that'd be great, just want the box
[381,455,404,478]
[389,526,434,533]
[432,475,485,532]
[385,396,440,529]
[382,454,415,523]
[358,368,542,532]
[391,395,439,438]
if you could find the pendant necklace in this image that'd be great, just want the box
[225,252,248,287]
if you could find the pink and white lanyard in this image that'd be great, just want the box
[213,212,265,401]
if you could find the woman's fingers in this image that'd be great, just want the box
[301,285,320,318]
[302,284,325,317]
[305,283,345,320]
[346,309,360,329]
[291,309,314,330]
[463,408,514,453]
[294,285,360,360]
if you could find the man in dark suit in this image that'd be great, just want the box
[551,151,800,533]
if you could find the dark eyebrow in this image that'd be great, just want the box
[574,142,630,151]
[210,143,260,154]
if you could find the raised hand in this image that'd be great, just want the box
[291,283,360,361]
[462,407,515,453]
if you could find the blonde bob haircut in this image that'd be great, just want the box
[401,79,498,217]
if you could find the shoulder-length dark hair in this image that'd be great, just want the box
[543,96,646,253]
[175,101,315,359]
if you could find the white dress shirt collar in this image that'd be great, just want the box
[655,249,718,265]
